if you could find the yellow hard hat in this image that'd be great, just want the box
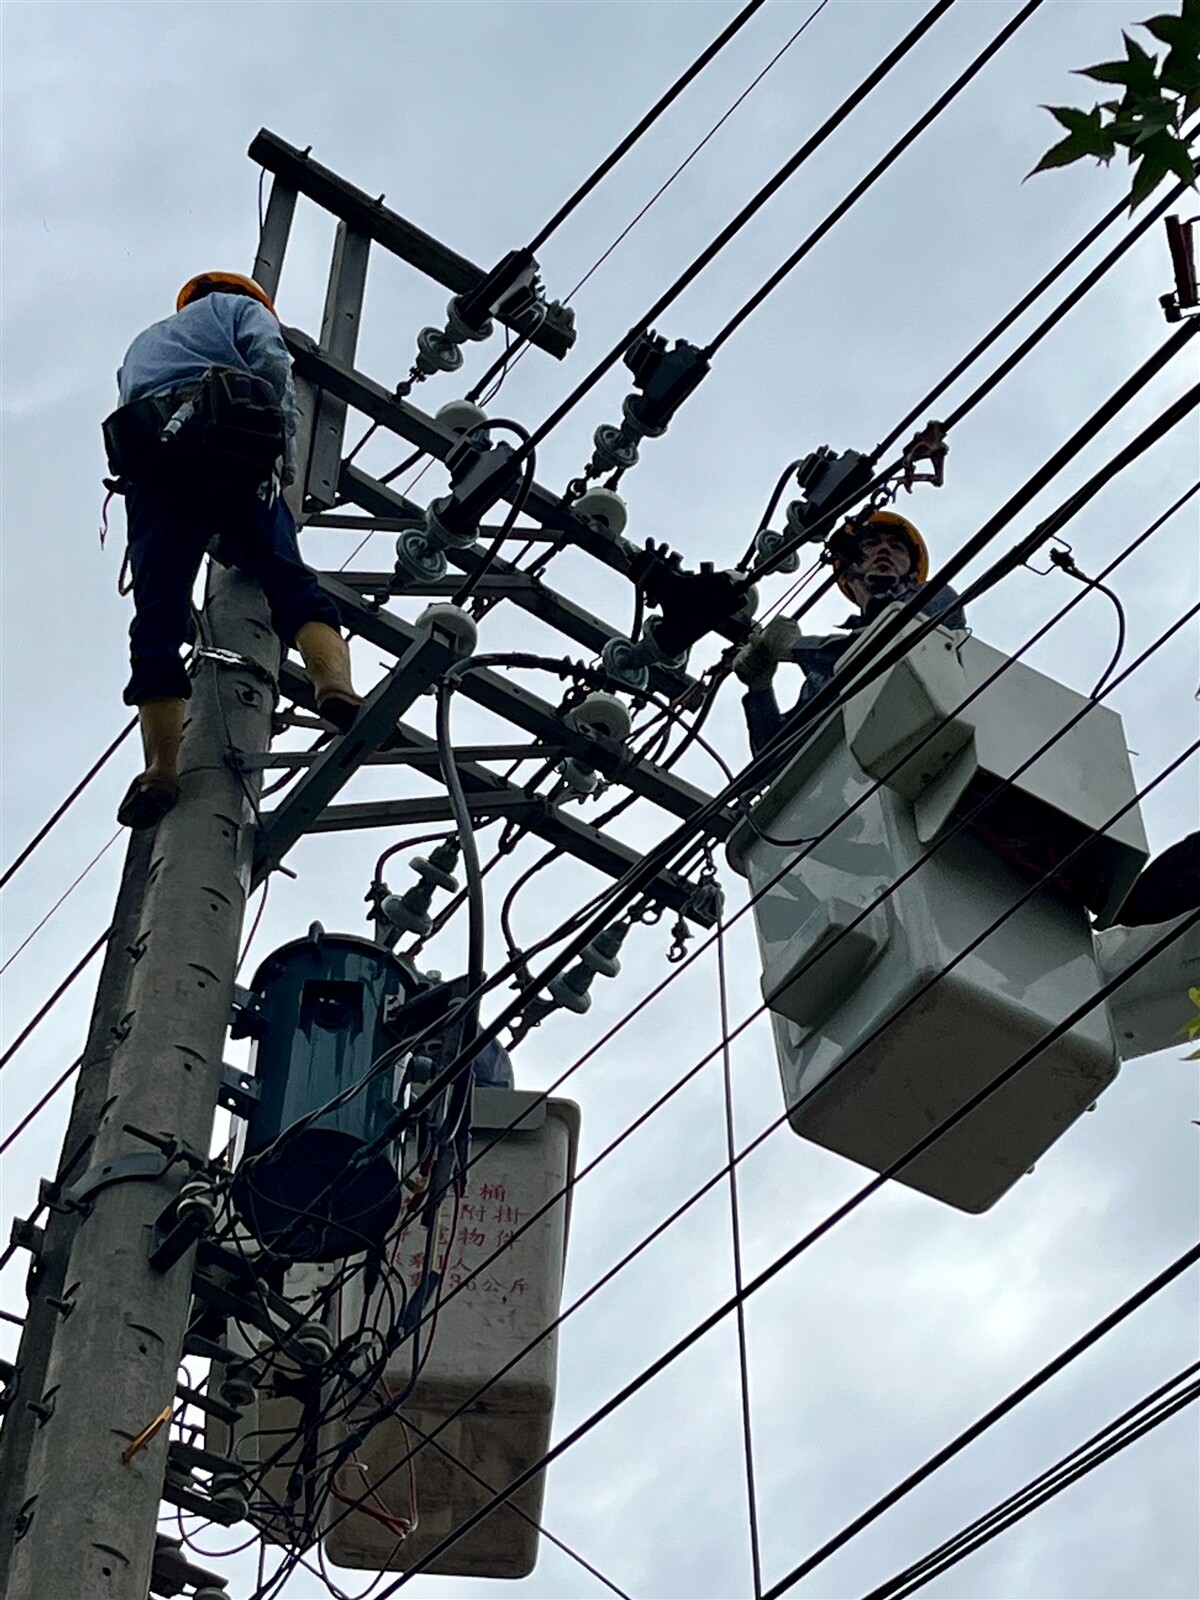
[831,509,929,598]
[177,272,275,315]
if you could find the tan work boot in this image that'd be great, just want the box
[295,620,362,732]
[117,697,185,829]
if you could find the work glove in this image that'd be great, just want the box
[733,615,801,690]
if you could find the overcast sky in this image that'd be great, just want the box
[2,2,1198,1597]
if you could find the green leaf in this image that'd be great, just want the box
[1130,149,1171,205]
[1162,51,1200,93]
[1041,104,1118,157]
[1141,13,1186,46]
[1124,29,1162,92]
[1077,58,1140,85]
[1028,132,1092,175]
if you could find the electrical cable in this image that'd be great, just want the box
[762,1243,1200,1596]
[717,917,763,1600]
[705,0,1046,355]
[873,167,1197,459]
[862,1361,1200,1599]
[0,1055,85,1159]
[267,591,1200,1557]
[465,0,833,407]
[522,0,963,458]
[527,0,770,254]
[369,914,1200,1592]
[0,717,136,891]
[0,927,110,1072]
[0,829,121,977]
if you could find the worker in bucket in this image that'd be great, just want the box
[734,510,966,754]
[104,271,362,830]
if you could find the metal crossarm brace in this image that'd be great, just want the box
[288,337,750,649]
[272,661,718,922]
[249,130,575,358]
[253,623,458,881]
[318,574,734,834]
[337,463,696,696]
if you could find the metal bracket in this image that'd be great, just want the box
[63,1151,173,1208]
[62,1130,204,1210]
[8,1215,45,1261]
[218,1063,261,1118]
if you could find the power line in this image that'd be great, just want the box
[466,0,833,405]
[705,0,1045,354]
[0,829,121,977]
[0,927,109,1072]
[369,915,1200,1592]
[527,0,771,253]
[762,1246,1200,1595]
[863,1362,1200,1599]
[0,717,135,891]
[524,0,962,455]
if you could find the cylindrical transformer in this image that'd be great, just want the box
[233,927,422,1261]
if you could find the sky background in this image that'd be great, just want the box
[2,2,1198,1598]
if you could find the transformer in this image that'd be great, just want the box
[232,926,424,1261]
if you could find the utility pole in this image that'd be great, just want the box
[2,566,279,1600]
[0,130,732,1598]
[0,830,151,1589]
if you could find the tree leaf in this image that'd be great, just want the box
[1141,13,1185,46]
[1130,148,1172,205]
[1076,59,1140,85]
[1124,29,1162,93]
[1028,132,1093,175]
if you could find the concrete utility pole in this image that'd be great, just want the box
[0,830,151,1589]
[2,565,279,1600]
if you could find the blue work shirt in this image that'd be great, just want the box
[743,580,967,755]
[117,292,299,474]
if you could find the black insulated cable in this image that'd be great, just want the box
[863,1362,1200,1600]
[705,0,1046,355]
[0,717,136,891]
[372,914,1200,1594]
[527,0,770,253]
[281,591,1200,1557]
[763,1241,1200,1596]
[524,0,962,455]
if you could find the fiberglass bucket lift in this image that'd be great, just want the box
[727,602,1193,1213]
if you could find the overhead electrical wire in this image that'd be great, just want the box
[366,913,1200,1591]
[863,1361,1200,1600]
[704,0,1045,355]
[762,1242,1200,1596]
[466,0,834,405]
[0,718,135,892]
[522,0,964,457]
[249,550,1196,1561]
[526,0,771,253]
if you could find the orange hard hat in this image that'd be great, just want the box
[831,509,929,599]
[177,272,275,315]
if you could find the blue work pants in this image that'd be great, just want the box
[123,479,340,705]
